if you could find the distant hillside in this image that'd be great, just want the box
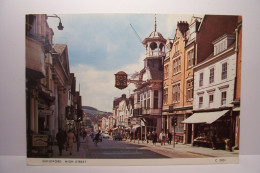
[82,106,112,125]
[82,106,112,116]
[82,106,98,111]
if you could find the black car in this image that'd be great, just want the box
[113,133,122,141]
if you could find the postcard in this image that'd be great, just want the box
[25,13,241,165]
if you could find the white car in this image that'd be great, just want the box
[102,133,110,139]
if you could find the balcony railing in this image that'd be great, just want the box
[145,50,165,57]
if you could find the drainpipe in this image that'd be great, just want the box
[235,23,242,53]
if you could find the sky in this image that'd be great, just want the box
[47,14,197,112]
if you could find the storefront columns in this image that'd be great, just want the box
[30,96,35,132]
[34,97,38,134]
[183,114,187,144]
[49,105,55,136]
[191,124,195,145]
[145,125,147,140]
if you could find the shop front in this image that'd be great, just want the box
[182,109,232,150]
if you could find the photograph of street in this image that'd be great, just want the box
[25,14,241,164]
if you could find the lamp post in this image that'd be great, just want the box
[47,14,64,30]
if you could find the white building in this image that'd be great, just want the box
[183,34,237,148]
[193,34,236,110]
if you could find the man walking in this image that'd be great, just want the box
[56,128,65,156]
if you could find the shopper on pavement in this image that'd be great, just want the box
[159,130,166,146]
[67,129,75,155]
[94,130,101,146]
[56,128,65,156]
[137,131,140,144]
[152,131,157,146]
[168,131,173,144]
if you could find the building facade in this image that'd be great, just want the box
[182,15,242,150]
[133,23,166,138]
[162,21,193,144]
[26,14,82,157]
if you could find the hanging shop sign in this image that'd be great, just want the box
[115,71,128,90]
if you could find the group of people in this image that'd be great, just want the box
[56,128,75,156]
[128,130,173,146]
[158,130,173,146]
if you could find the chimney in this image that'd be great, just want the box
[177,21,189,34]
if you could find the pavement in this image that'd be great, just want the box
[50,136,239,158]
[124,139,239,158]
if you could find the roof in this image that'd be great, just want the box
[142,31,166,45]
[52,44,67,54]
[148,31,164,39]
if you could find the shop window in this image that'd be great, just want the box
[175,115,184,133]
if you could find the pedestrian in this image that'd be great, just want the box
[147,131,151,144]
[168,131,173,144]
[130,131,133,142]
[67,129,75,155]
[56,128,65,156]
[159,130,166,146]
[137,131,140,144]
[94,131,101,146]
[152,131,157,146]
[211,131,217,150]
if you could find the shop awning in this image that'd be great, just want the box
[181,110,229,124]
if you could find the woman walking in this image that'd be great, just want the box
[67,129,75,155]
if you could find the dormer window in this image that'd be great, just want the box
[213,34,235,55]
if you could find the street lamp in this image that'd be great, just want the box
[47,14,64,30]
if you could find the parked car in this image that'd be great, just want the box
[102,133,110,139]
[92,133,102,142]
[113,133,122,141]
